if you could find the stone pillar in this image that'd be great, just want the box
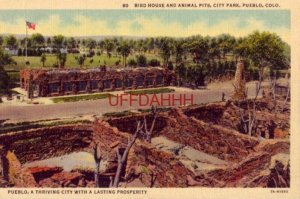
[59,81,64,95]
[232,58,247,100]
[72,82,78,94]
[28,75,34,99]
[111,79,115,91]
[153,76,157,87]
[86,81,91,93]
[98,81,103,92]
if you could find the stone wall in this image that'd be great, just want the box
[183,100,290,139]
[125,142,197,187]
[105,114,168,137]
[102,106,261,162]
[207,140,290,187]
[159,108,259,162]
[0,125,93,163]
[93,120,201,187]
[183,103,226,123]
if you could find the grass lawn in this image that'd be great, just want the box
[51,93,113,103]
[103,110,135,118]
[125,87,175,95]
[138,107,172,113]
[5,53,163,71]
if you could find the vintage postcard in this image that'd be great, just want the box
[0,0,299,198]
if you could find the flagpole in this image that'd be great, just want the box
[25,21,28,61]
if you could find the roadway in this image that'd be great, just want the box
[0,81,260,122]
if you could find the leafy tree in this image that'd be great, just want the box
[184,63,208,87]
[46,37,52,46]
[0,49,15,65]
[173,40,185,66]
[245,31,288,73]
[208,37,221,60]
[98,40,105,50]
[81,39,86,47]
[186,66,196,86]
[0,36,3,47]
[63,40,68,47]
[159,38,173,67]
[67,37,76,48]
[128,39,136,53]
[86,38,97,50]
[233,37,248,59]
[147,37,155,53]
[17,48,23,56]
[186,36,209,63]
[175,63,186,86]
[5,35,17,49]
[40,53,47,67]
[136,39,146,54]
[53,35,65,49]
[104,39,115,58]
[0,50,15,95]
[175,63,186,78]
[20,38,32,48]
[31,33,45,47]
[194,63,208,86]
[217,34,236,58]
[76,55,86,68]
[56,53,67,68]
[116,42,131,67]
[136,55,147,67]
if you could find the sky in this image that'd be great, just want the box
[0,10,290,43]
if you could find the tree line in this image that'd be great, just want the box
[0,32,290,67]
[0,31,290,95]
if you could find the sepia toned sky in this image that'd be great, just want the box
[0,10,290,43]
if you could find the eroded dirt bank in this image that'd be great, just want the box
[0,98,290,188]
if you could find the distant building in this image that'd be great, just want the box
[4,48,18,55]
[20,66,176,97]
[59,48,68,54]
[275,79,290,99]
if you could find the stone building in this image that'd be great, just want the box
[20,66,176,97]
[274,79,290,99]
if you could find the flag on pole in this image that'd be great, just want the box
[25,21,36,61]
[26,21,36,30]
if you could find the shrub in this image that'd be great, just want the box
[148,59,160,67]
[136,55,147,67]
[127,59,137,67]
